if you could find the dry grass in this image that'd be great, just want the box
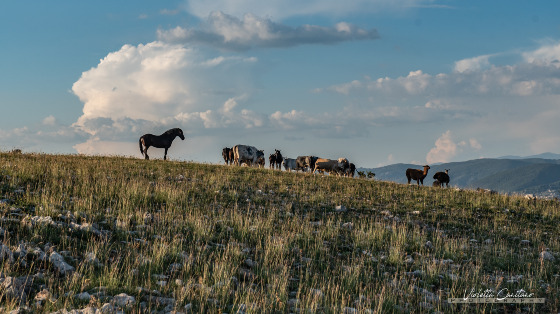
[0,152,558,313]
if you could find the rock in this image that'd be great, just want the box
[288,299,299,308]
[84,252,101,266]
[14,244,27,259]
[405,256,414,264]
[540,251,555,262]
[168,263,182,273]
[112,293,135,307]
[100,303,116,313]
[238,268,255,281]
[484,239,492,245]
[34,289,53,302]
[0,244,14,263]
[520,240,530,245]
[342,222,353,230]
[244,258,256,268]
[420,302,433,310]
[343,307,357,314]
[184,303,193,313]
[49,251,75,275]
[310,289,324,299]
[75,292,91,301]
[335,205,347,212]
[2,276,29,302]
[425,241,434,249]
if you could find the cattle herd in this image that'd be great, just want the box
[222,144,356,177]
[221,144,451,186]
[136,128,451,185]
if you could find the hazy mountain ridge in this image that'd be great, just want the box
[361,154,560,198]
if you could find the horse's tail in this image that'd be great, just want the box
[139,136,144,156]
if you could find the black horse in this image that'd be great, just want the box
[139,128,185,160]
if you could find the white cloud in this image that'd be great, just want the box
[469,138,482,150]
[454,54,492,73]
[523,41,560,66]
[157,11,378,51]
[426,130,457,164]
[42,115,56,126]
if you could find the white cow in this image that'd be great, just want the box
[233,144,265,167]
[282,158,297,171]
[313,157,349,176]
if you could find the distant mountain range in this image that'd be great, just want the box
[360,153,560,198]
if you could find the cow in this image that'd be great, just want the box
[273,149,283,170]
[296,156,318,172]
[222,147,234,165]
[269,154,276,169]
[282,158,297,171]
[313,158,349,176]
[233,145,265,167]
[345,163,356,177]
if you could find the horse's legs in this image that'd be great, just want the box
[164,148,168,161]
[144,146,150,160]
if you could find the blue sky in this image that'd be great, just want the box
[1,0,560,167]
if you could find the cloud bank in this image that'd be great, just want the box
[158,11,379,51]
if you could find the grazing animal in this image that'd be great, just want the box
[268,149,283,170]
[139,128,185,160]
[313,158,349,176]
[273,149,283,170]
[222,147,234,165]
[432,180,442,187]
[406,165,430,186]
[296,156,318,172]
[357,171,366,178]
[257,155,266,168]
[233,144,264,167]
[282,158,297,171]
[346,163,356,177]
[432,169,450,187]
[269,154,276,169]
[366,171,375,179]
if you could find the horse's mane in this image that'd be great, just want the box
[164,128,180,135]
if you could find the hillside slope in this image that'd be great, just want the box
[0,152,558,313]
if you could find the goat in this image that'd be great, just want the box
[432,169,450,187]
[406,165,430,186]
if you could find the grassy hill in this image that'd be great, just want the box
[0,152,559,313]
[365,158,560,197]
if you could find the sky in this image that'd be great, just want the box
[1,0,560,167]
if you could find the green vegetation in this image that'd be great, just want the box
[0,152,558,313]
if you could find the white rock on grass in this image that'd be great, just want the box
[0,244,14,263]
[75,292,91,301]
[112,293,136,307]
[2,276,28,301]
[49,251,75,275]
[335,205,347,212]
[540,251,555,262]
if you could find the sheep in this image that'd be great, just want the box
[432,169,450,187]
[406,165,430,186]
